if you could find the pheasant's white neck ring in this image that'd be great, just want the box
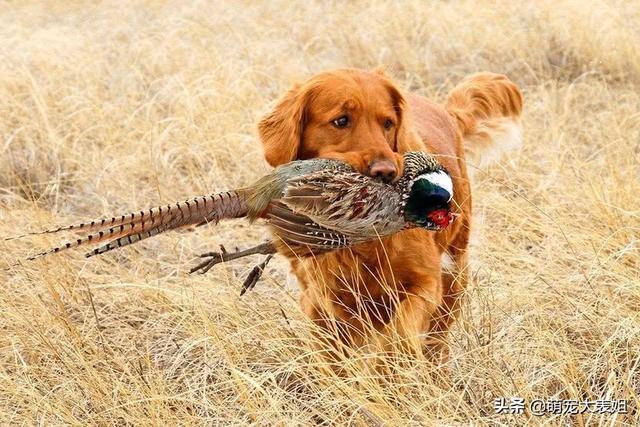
[412,171,453,202]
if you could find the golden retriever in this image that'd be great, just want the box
[258,69,522,359]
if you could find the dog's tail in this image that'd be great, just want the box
[445,73,523,169]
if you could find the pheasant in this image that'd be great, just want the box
[9,151,455,290]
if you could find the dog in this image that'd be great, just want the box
[257,69,522,359]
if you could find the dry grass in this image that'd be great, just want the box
[1,0,639,425]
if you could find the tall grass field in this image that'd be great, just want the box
[1,1,638,425]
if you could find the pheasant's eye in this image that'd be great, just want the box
[383,119,394,130]
[332,115,350,129]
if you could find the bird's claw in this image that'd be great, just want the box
[198,244,227,259]
[240,254,274,296]
[189,241,278,292]
[190,245,229,274]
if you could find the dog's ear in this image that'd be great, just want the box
[379,75,423,152]
[258,83,310,167]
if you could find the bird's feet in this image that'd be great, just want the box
[190,244,232,274]
[240,254,274,296]
[189,241,277,294]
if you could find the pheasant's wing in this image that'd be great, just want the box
[280,171,402,237]
[265,203,360,254]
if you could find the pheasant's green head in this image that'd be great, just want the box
[399,152,456,230]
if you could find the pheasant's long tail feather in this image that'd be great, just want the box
[6,213,144,241]
[85,222,170,258]
[26,219,165,261]
[23,191,249,260]
[84,199,222,258]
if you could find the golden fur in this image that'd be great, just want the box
[258,69,523,358]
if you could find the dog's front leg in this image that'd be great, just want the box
[379,279,443,358]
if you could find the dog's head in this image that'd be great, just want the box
[258,69,420,182]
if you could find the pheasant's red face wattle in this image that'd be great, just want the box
[427,208,454,228]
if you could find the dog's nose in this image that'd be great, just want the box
[368,159,397,183]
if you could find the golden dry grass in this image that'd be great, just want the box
[1,0,639,425]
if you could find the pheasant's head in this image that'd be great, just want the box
[399,152,456,230]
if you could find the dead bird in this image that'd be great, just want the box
[9,151,455,291]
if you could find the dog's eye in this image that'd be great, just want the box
[332,115,350,129]
[384,119,394,130]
